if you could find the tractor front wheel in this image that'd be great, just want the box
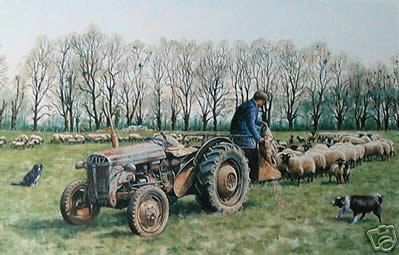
[127,185,169,237]
[60,179,100,225]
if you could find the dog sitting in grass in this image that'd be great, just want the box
[10,163,43,187]
[331,193,383,224]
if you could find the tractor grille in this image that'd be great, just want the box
[87,154,110,205]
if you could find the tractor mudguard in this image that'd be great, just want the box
[173,137,233,198]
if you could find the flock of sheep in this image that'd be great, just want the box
[0,131,201,149]
[0,134,44,149]
[50,133,146,144]
[274,132,395,186]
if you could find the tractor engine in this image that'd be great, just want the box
[76,142,174,208]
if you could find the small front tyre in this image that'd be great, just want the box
[60,179,100,225]
[127,185,169,237]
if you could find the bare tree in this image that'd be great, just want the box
[329,53,351,130]
[381,69,394,130]
[278,40,306,131]
[196,42,229,131]
[101,35,124,127]
[10,75,26,130]
[72,27,105,130]
[150,50,165,131]
[230,41,254,108]
[175,41,197,131]
[392,55,399,128]
[0,48,6,87]
[26,36,53,131]
[0,50,7,129]
[120,41,150,126]
[251,39,279,125]
[306,43,332,131]
[53,36,77,131]
[348,63,371,130]
[163,40,181,130]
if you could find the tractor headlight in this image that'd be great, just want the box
[124,163,136,172]
[75,160,87,170]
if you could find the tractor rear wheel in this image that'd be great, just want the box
[194,143,250,214]
[127,185,169,237]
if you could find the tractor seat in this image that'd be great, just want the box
[165,144,197,158]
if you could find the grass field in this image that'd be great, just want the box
[0,130,398,255]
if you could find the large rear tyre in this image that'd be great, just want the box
[194,143,250,214]
[127,185,169,237]
[60,179,100,225]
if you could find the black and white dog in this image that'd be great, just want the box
[10,163,43,187]
[331,193,383,224]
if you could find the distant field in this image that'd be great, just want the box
[0,130,398,255]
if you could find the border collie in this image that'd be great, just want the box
[331,193,382,224]
[10,163,43,187]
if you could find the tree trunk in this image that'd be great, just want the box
[288,118,293,131]
[183,114,189,131]
[212,110,217,131]
[69,109,74,132]
[33,103,38,131]
[63,117,69,132]
[337,117,343,130]
[0,100,6,129]
[202,115,208,131]
[312,119,319,132]
[171,109,177,131]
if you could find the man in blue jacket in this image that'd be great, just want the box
[230,90,268,148]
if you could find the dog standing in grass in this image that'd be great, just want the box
[10,163,44,187]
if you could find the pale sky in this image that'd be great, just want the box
[0,0,398,74]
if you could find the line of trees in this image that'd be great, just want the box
[0,26,398,132]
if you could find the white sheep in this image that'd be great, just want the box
[11,140,26,149]
[360,136,372,143]
[349,137,366,145]
[304,150,327,176]
[128,133,142,142]
[329,158,346,184]
[320,149,346,169]
[14,134,29,143]
[362,142,384,161]
[379,141,391,161]
[380,139,395,158]
[280,153,316,186]
[74,134,85,143]
[312,144,329,151]
[29,134,44,144]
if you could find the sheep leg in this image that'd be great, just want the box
[297,176,301,187]
[329,174,332,183]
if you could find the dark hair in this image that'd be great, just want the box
[253,90,267,101]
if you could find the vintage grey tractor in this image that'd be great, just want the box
[60,133,281,237]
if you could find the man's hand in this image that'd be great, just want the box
[259,138,266,144]
[261,121,268,128]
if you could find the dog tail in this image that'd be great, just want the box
[10,181,23,186]
[371,193,383,204]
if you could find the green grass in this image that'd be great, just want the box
[0,130,398,255]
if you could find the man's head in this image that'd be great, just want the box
[253,90,267,106]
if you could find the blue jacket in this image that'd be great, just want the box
[230,99,263,146]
